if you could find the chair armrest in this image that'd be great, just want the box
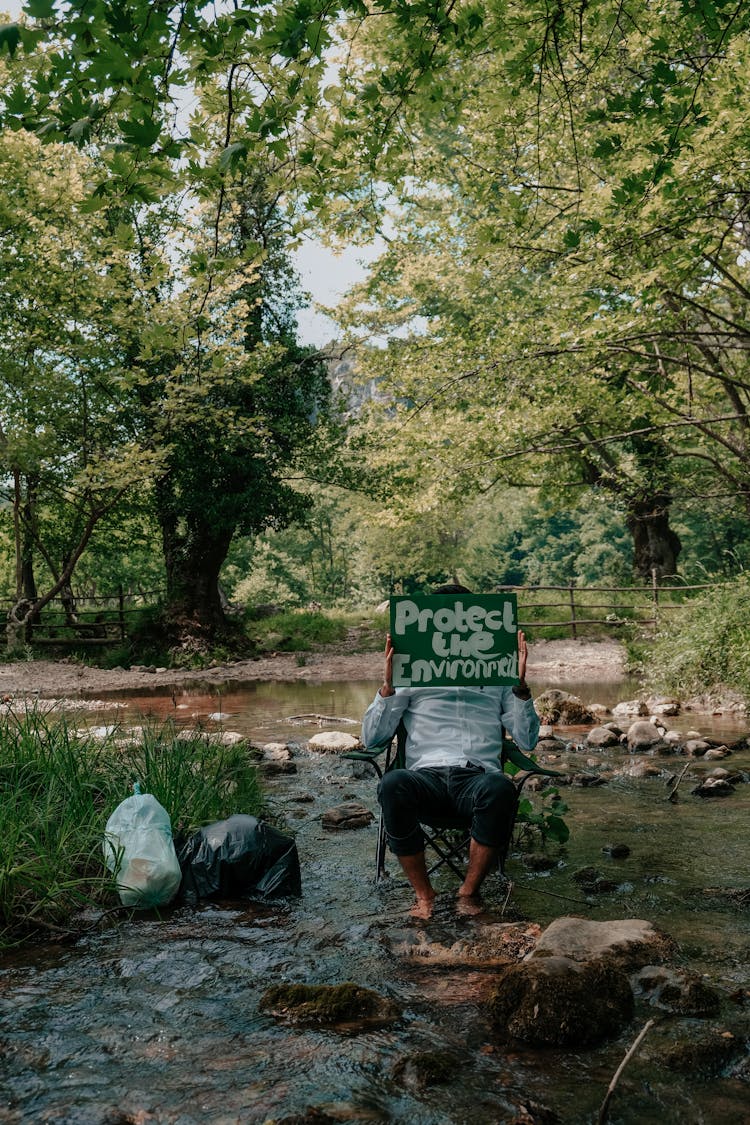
[341,745,388,778]
[502,742,565,779]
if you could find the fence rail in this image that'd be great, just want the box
[3,587,164,647]
[495,575,717,637]
[2,575,727,646]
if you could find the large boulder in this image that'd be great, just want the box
[526,916,677,970]
[586,726,620,749]
[308,731,360,753]
[535,690,596,726]
[486,956,634,1046]
[627,720,668,752]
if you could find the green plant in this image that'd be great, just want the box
[645,577,750,702]
[0,711,263,946]
[247,609,349,653]
[515,789,570,848]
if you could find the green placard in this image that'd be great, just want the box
[389,593,519,688]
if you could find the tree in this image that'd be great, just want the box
[0,130,158,649]
[322,0,750,581]
[109,167,335,637]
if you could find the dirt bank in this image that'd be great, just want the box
[0,637,627,699]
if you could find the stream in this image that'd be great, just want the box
[1,674,748,1124]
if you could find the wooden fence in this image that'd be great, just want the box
[496,574,717,637]
[4,587,163,648]
[2,576,725,646]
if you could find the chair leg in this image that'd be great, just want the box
[375,810,388,882]
[424,833,471,879]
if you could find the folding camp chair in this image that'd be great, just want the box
[346,721,563,885]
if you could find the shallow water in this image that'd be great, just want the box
[1,675,749,1124]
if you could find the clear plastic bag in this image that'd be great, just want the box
[103,789,182,908]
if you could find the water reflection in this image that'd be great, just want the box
[85,674,750,745]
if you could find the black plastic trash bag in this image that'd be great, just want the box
[176,814,301,903]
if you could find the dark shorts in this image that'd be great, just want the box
[377,765,517,857]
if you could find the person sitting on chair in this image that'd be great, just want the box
[361,584,540,919]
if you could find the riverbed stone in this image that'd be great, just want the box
[626,720,667,752]
[657,1029,746,1076]
[392,922,541,966]
[612,699,648,717]
[218,730,246,746]
[535,690,596,725]
[645,696,681,716]
[704,745,730,760]
[308,731,360,753]
[526,916,677,970]
[321,801,374,830]
[259,981,400,1029]
[486,956,634,1046]
[691,777,734,797]
[393,1049,463,1089]
[586,726,620,748]
[621,760,663,778]
[685,739,711,756]
[631,966,722,1016]
[262,742,293,761]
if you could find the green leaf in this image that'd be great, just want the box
[25,0,56,17]
[218,142,248,171]
[0,23,22,56]
[120,113,161,148]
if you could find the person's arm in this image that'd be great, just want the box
[361,633,410,747]
[512,629,531,700]
[502,630,540,749]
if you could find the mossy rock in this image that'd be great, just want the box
[392,1049,464,1089]
[659,1030,745,1076]
[487,956,634,1047]
[259,982,400,1029]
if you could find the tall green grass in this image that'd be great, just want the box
[0,711,262,946]
[247,609,352,652]
[644,577,750,701]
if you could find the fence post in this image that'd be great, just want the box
[118,584,126,640]
[651,568,659,625]
[568,580,577,639]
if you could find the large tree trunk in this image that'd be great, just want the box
[626,498,682,580]
[160,514,234,634]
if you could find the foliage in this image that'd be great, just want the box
[246,609,349,653]
[646,577,750,702]
[0,130,160,633]
[0,710,262,945]
[514,789,570,849]
[327,0,750,583]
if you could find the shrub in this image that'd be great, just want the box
[645,577,750,701]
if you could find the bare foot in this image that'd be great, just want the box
[409,895,435,920]
[456,893,484,917]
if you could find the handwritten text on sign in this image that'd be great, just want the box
[389,593,519,687]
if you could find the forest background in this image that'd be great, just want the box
[1,0,750,698]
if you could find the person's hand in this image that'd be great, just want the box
[380,633,395,696]
[518,629,528,685]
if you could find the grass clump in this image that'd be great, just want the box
[247,609,350,653]
[644,577,750,702]
[0,711,262,946]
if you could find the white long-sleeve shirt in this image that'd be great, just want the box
[361,684,540,772]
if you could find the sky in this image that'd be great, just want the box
[292,238,378,347]
[1,0,374,346]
